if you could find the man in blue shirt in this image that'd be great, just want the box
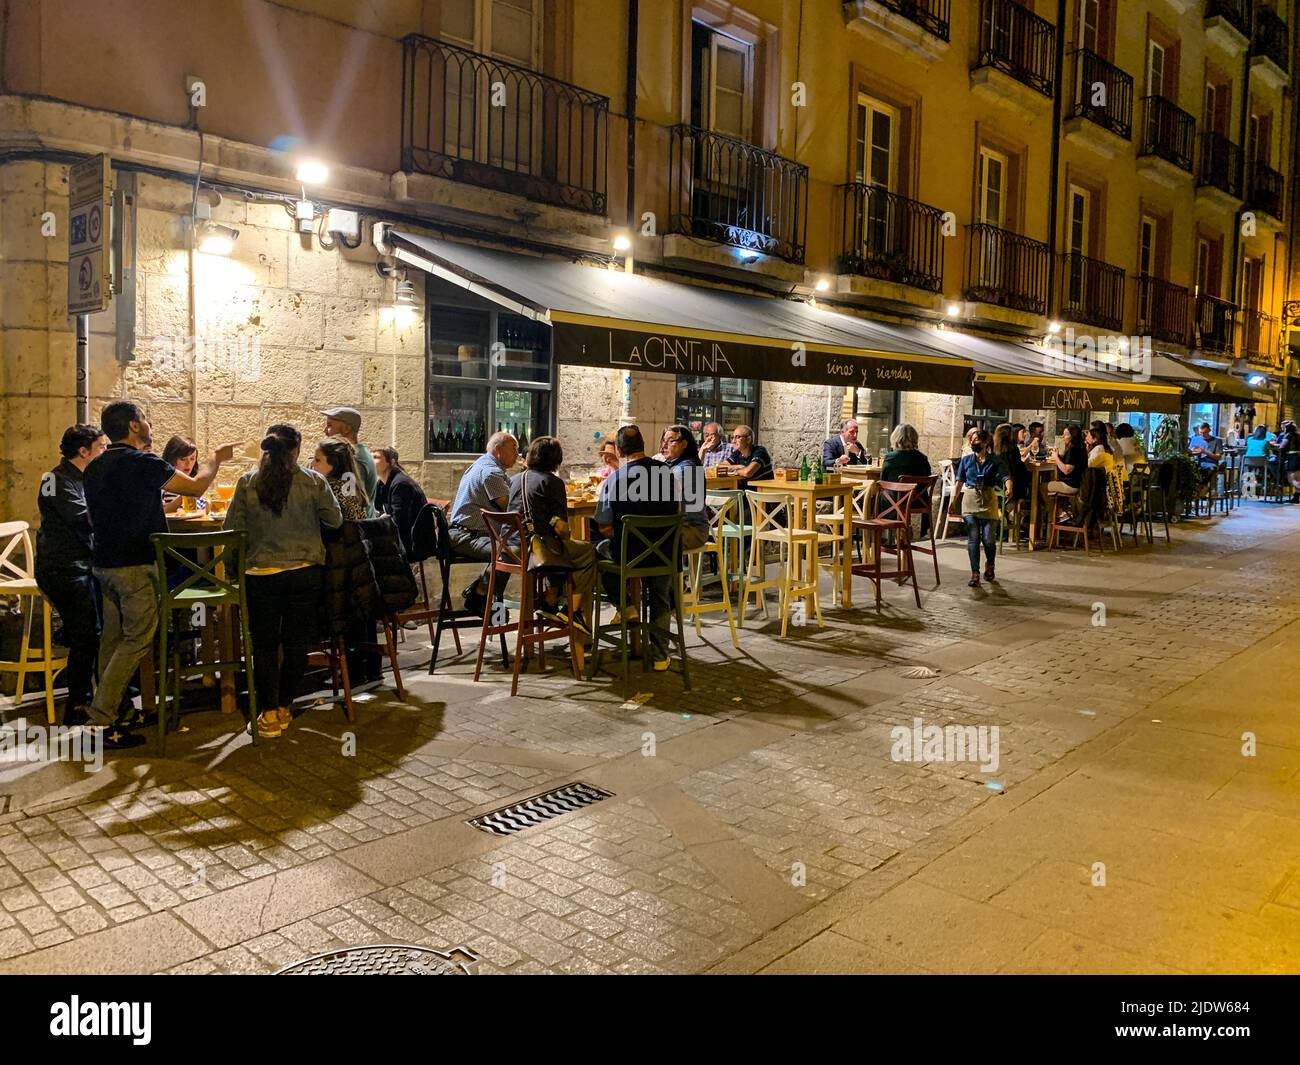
[83,401,235,747]
[717,426,773,485]
[323,407,377,518]
[1189,422,1223,472]
[448,430,518,615]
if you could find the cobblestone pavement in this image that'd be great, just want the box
[3,503,1300,973]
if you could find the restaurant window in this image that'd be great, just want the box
[965,408,1008,438]
[675,375,759,438]
[1188,402,1218,437]
[851,388,899,460]
[425,280,553,456]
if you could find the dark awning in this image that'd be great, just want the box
[1173,360,1276,403]
[384,230,975,395]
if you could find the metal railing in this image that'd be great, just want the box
[1249,160,1285,220]
[1139,96,1196,173]
[1253,8,1290,72]
[870,0,952,41]
[1067,49,1133,140]
[974,0,1056,98]
[964,223,1050,313]
[1059,252,1126,331]
[1195,293,1238,355]
[837,183,945,292]
[1241,309,1281,367]
[399,34,608,215]
[668,124,809,264]
[1205,0,1251,37]
[1137,275,1191,346]
[1198,131,1244,198]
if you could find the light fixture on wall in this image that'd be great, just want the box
[612,232,634,274]
[197,222,239,256]
[815,278,830,293]
[946,303,962,317]
[296,159,329,185]
[1247,373,1267,387]
[391,275,417,326]
[1047,320,1062,334]
[736,248,761,262]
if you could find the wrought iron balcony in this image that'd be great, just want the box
[1194,293,1238,355]
[836,183,945,293]
[668,124,809,264]
[1139,96,1196,173]
[1059,252,1126,331]
[399,34,609,215]
[1067,49,1133,140]
[974,0,1056,98]
[1205,0,1250,37]
[1241,309,1281,368]
[1137,275,1190,346]
[1198,131,1244,198]
[867,0,952,41]
[1253,8,1290,72]
[1248,160,1285,221]
[964,223,1050,314]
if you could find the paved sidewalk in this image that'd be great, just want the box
[3,503,1300,974]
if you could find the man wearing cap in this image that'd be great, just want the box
[323,407,377,518]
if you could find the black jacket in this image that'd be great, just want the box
[320,522,379,635]
[35,460,93,575]
[359,514,419,616]
[375,469,426,558]
[822,435,868,466]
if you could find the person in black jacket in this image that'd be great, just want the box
[373,447,426,558]
[35,424,107,724]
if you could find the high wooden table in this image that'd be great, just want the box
[1025,460,1057,550]
[746,478,857,607]
[165,511,238,714]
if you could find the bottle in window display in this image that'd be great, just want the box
[475,420,486,452]
[432,420,444,453]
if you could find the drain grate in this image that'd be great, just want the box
[468,781,614,835]
[277,944,476,975]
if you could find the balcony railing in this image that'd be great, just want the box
[1059,252,1126,331]
[1139,96,1196,173]
[837,183,945,293]
[964,223,1050,313]
[1198,131,1244,198]
[1067,49,1133,140]
[974,0,1056,98]
[1137,275,1190,346]
[1205,0,1250,37]
[1253,8,1290,72]
[1194,293,1238,355]
[399,34,608,215]
[1249,160,1285,220]
[870,0,952,41]
[1241,309,1281,368]
[668,124,809,264]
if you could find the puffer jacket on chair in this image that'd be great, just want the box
[320,521,379,635]
[357,514,419,616]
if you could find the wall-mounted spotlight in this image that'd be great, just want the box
[198,222,239,256]
[612,233,631,252]
[296,159,329,185]
[737,248,761,263]
[946,303,962,317]
[1047,320,1062,334]
[1247,373,1267,387]
[815,278,830,293]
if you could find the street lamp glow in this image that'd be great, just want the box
[198,222,238,256]
[296,159,329,185]
[1048,320,1062,334]
[815,278,830,292]
[612,233,631,252]
[946,303,961,317]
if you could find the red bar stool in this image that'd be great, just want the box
[851,481,921,608]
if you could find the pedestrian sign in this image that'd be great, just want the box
[67,155,113,316]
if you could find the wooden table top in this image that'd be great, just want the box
[166,511,227,532]
[747,479,856,495]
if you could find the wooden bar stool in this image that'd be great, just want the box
[427,502,508,674]
[851,481,921,609]
[813,492,853,607]
[898,473,944,580]
[741,491,822,638]
[474,511,580,696]
[0,521,66,725]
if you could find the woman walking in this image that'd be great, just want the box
[224,424,343,738]
[955,428,1012,588]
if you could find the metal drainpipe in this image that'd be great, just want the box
[625,0,638,235]
[1229,24,1252,311]
[1045,0,1067,322]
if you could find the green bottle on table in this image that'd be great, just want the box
[799,454,811,482]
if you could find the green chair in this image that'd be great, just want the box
[993,486,1025,551]
[713,488,751,596]
[150,530,258,753]
[586,514,690,689]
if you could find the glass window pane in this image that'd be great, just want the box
[442,0,475,44]
[428,383,488,454]
[719,377,756,402]
[721,402,756,434]
[429,307,490,378]
[496,313,551,383]
[715,45,746,92]
[492,1,535,65]
[494,388,550,448]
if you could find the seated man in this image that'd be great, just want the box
[822,418,869,467]
[592,426,680,671]
[716,426,773,485]
[1189,422,1223,472]
[447,430,518,616]
[699,422,728,469]
[1021,421,1049,462]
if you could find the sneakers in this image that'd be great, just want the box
[653,658,671,672]
[93,725,146,750]
[256,711,282,738]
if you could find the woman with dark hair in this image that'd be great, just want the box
[311,439,367,521]
[1046,424,1087,499]
[374,446,426,557]
[161,435,199,513]
[224,424,343,738]
[993,422,1030,502]
[660,424,708,550]
[508,435,597,634]
[1275,420,1300,502]
[1114,422,1145,474]
[1086,420,1123,514]
[955,428,1012,587]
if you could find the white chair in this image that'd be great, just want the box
[936,459,965,540]
[741,491,823,638]
[0,521,67,725]
[680,494,739,649]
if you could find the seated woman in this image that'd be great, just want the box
[993,423,1030,501]
[1046,424,1087,499]
[660,424,708,551]
[374,446,426,559]
[311,439,368,521]
[880,423,931,481]
[509,436,597,635]
[1114,422,1145,474]
[1086,420,1123,514]
[161,435,199,513]
[223,424,343,739]
[594,439,620,480]
[1275,420,1300,502]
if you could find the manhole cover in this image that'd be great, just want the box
[468,781,614,835]
[276,944,477,975]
